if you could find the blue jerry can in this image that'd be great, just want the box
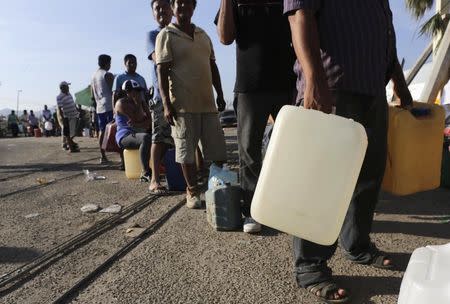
[206,184,242,231]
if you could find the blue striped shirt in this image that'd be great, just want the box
[284,0,397,98]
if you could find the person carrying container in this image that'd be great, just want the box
[28,110,39,130]
[283,1,413,302]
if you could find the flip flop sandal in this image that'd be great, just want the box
[149,186,168,195]
[306,281,351,304]
[140,173,151,183]
[366,253,394,270]
[351,245,394,270]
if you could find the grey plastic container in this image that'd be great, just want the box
[206,184,242,231]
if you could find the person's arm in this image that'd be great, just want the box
[116,99,150,128]
[155,30,176,125]
[391,58,413,108]
[147,31,158,62]
[90,84,96,105]
[57,106,64,120]
[140,99,153,130]
[114,100,122,116]
[288,9,332,113]
[141,78,151,102]
[105,72,114,91]
[157,62,176,125]
[216,0,236,45]
[210,59,226,112]
[112,76,120,111]
[113,91,121,109]
[385,8,413,109]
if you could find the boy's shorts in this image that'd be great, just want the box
[172,113,227,164]
[68,117,78,138]
[151,101,173,145]
[97,111,114,132]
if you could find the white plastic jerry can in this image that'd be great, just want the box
[398,243,450,304]
[251,106,368,246]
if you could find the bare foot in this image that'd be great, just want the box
[149,181,167,194]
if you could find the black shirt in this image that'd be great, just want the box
[216,0,296,93]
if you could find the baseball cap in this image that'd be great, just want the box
[122,79,143,91]
[59,81,71,87]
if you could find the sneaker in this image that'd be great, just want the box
[62,143,69,151]
[186,193,202,209]
[140,172,151,183]
[99,157,109,165]
[243,217,261,233]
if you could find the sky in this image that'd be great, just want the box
[0,0,436,112]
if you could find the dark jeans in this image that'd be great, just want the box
[121,132,152,174]
[293,92,388,288]
[237,92,291,217]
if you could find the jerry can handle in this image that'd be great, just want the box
[410,107,431,118]
[295,98,336,114]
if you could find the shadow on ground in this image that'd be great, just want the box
[335,275,402,304]
[0,247,41,264]
[377,189,450,216]
[372,220,450,239]
[0,162,118,174]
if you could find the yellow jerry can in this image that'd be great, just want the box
[124,149,142,179]
[382,102,445,195]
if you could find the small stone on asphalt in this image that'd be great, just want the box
[99,204,122,214]
[80,204,100,213]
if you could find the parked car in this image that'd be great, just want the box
[219,110,237,128]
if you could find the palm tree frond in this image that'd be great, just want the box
[405,0,434,19]
[419,13,449,37]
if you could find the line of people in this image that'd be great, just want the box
[55,0,415,302]
[7,109,47,137]
[86,0,228,199]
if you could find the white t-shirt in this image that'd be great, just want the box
[91,69,113,114]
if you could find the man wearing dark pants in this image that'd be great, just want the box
[216,0,296,233]
[284,1,413,302]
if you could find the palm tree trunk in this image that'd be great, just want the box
[434,0,450,56]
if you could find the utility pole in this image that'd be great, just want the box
[16,90,22,114]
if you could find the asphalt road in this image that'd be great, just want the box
[0,131,449,304]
